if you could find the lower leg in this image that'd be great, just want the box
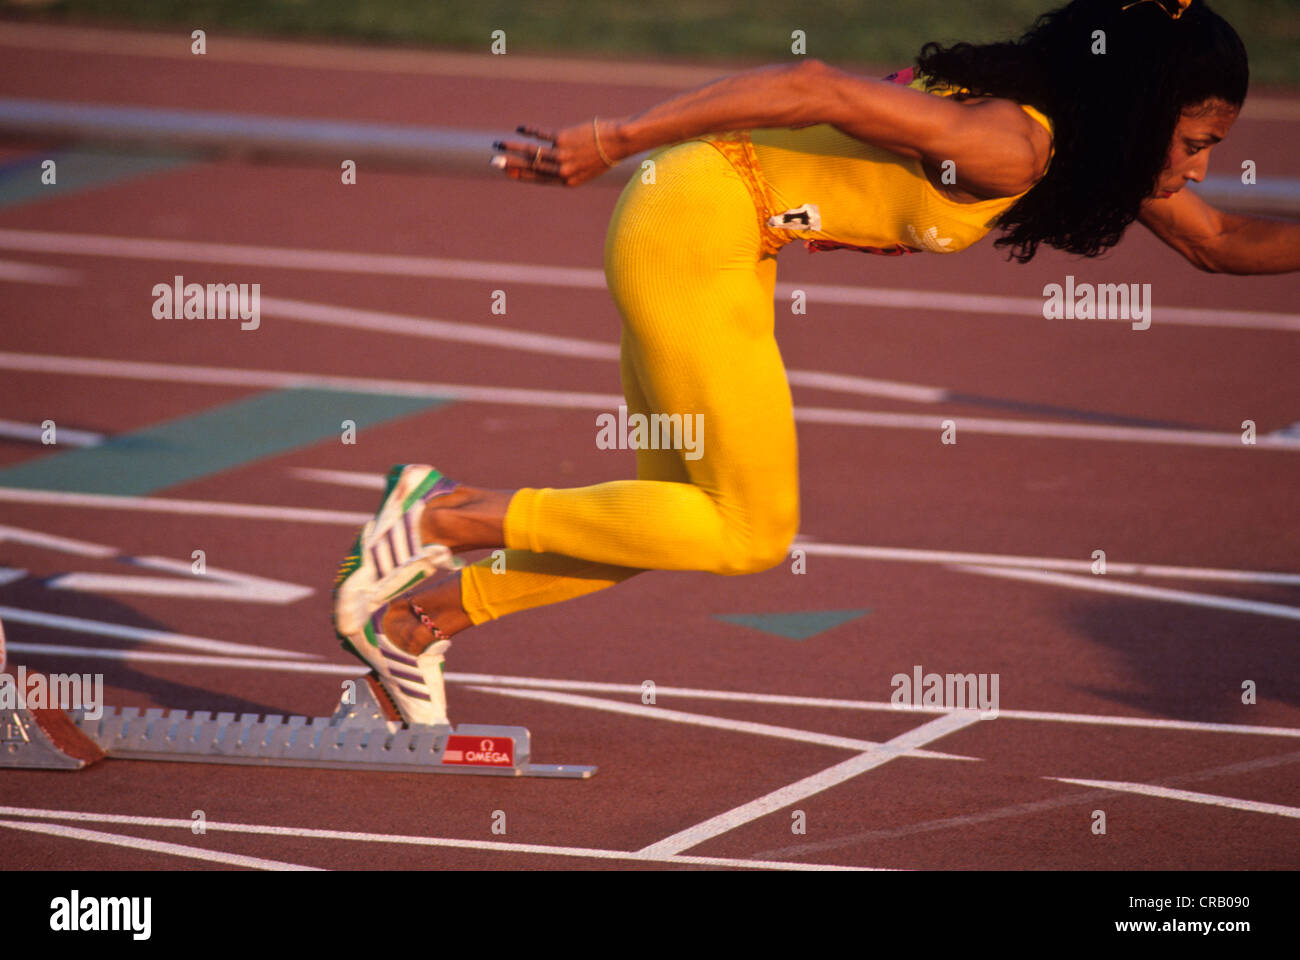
[392,480,651,654]
[382,549,643,654]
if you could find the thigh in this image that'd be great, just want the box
[604,143,797,530]
[621,329,690,484]
[627,253,797,527]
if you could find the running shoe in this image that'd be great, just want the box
[333,465,461,725]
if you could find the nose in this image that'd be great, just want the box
[1184,151,1211,184]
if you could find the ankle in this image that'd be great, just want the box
[419,486,475,548]
[420,487,510,552]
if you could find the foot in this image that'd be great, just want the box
[332,465,461,725]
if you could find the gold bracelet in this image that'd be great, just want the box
[593,117,616,167]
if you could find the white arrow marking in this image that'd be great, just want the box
[0,605,310,659]
[48,555,312,604]
[0,524,312,604]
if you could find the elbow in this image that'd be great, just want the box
[787,57,834,125]
[1186,240,1224,273]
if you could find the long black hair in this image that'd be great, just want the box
[915,0,1248,262]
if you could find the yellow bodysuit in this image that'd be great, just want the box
[458,70,1054,625]
[703,69,1055,257]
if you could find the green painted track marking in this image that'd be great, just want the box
[0,147,194,210]
[714,609,871,641]
[0,388,451,496]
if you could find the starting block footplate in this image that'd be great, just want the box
[1,680,595,778]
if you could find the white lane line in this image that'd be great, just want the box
[465,684,975,762]
[264,295,618,360]
[265,295,951,404]
[462,676,1300,738]
[0,807,871,871]
[797,539,1300,586]
[0,258,79,285]
[750,750,1300,862]
[465,671,1300,738]
[0,227,611,286]
[795,405,1300,450]
[1,228,1295,332]
[954,563,1300,622]
[787,280,1300,333]
[5,642,353,673]
[0,817,322,871]
[7,643,1297,739]
[47,563,313,604]
[638,711,983,857]
[0,523,117,557]
[4,491,1293,591]
[4,351,1297,452]
[1050,778,1300,820]
[0,350,621,409]
[0,485,371,525]
[786,369,946,403]
[0,567,26,585]
[0,22,735,87]
[0,608,314,660]
[290,467,386,489]
[0,523,313,602]
[0,418,101,446]
[43,578,297,602]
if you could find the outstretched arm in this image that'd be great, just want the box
[493,60,826,186]
[1140,188,1300,274]
[494,59,1047,197]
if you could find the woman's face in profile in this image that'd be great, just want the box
[1152,98,1239,199]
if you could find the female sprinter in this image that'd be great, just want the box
[334,0,1300,724]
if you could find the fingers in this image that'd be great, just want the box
[502,163,560,184]
[493,137,552,161]
[490,124,600,186]
[491,152,562,181]
[491,137,565,183]
[382,605,437,655]
[493,142,559,172]
[515,124,557,143]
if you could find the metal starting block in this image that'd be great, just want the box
[0,677,596,779]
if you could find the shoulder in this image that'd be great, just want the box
[956,96,1054,194]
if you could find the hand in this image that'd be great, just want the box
[491,118,623,187]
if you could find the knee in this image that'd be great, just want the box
[713,502,799,576]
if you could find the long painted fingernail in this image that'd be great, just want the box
[489,155,507,169]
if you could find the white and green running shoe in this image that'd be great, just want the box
[332,465,461,726]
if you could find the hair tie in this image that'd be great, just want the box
[1120,0,1191,19]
